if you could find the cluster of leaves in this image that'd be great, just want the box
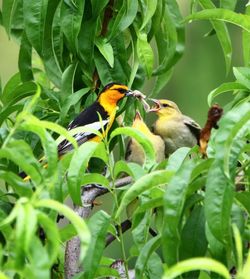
[0,0,249,279]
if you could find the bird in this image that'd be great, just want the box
[20,82,134,179]
[125,110,165,165]
[149,99,201,157]
[57,82,134,156]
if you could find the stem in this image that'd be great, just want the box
[105,142,130,279]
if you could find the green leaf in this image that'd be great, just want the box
[242,6,250,66]
[0,171,33,197]
[1,72,21,102]
[23,0,48,55]
[163,258,230,279]
[94,266,120,278]
[233,67,250,90]
[2,0,19,36]
[60,87,90,123]
[185,9,250,32]
[140,0,157,30]
[135,235,161,278]
[61,0,85,53]
[220,0,237,10]
[94,38,130,85]
[67,141,100,205]
[199,0,232,74]
[0,104,23,126]
[0,140,42,185]
[205,103,250,245]
[137,32,154,78]
[60,62,78,104]
[115,170,173,219]
[166,147,191,172]
[19,115,58,178]
[35,199,90,262]
[83,211,110,279]
[153,0,184,76]
[180,206,207,260]
[1,81,37,106]
[162,160,195,266]
[18,31,33,82]
[207,82,247,106]
[235,192,250,215]
[37,211,60,264]
[42,0,62,87]
[80,173,109,188]
[91,0,109,18]
[95,38,114,68]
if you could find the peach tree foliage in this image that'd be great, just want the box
[0,0,249,278]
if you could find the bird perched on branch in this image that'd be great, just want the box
[126,111,165,165]
[149,99,201,157]
[20,82,135,179]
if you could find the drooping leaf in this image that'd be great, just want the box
[199,0,232,73]
[67,141,100,205]
[180,205,207,260]
[242,6,250,66]
[136,32,154,78]
[35,199,90,262]
[115,170,173,219]
[205,102,250,245]
[162,160,195,266]
[233,67,250,90]
[2,0,19,36]
[207,82,247,106]
[135,235,161,278]
[185,9,250,32]
[1,81,37,106]
[18,31,33,82]
[140,0,158,31]
[60,0,85,54]
[163,258,230,279]
[110,127,156,169]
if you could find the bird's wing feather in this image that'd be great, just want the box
[58,119,109,155]
[58,101,109,155]
[183,115,201,142]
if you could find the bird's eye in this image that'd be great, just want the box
[162,103,169,108]
[118,88,127,94]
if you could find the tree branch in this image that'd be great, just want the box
[64,176,133,279]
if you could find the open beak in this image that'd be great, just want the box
[148,99,161,112]
[134,110,142,120]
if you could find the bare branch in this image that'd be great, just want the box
[64,176,133,279]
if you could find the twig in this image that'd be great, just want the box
[64,176,133,279]
[105,219,132,247]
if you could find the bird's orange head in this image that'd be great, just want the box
[98,83,132,107]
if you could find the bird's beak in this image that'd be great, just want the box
[148,98,161,112]
[125,89,134,97]
[134,110,142,120]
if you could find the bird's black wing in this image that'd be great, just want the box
[58,101,109,155]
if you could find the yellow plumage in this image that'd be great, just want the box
[126,111,165,165]
[150,99,201,156]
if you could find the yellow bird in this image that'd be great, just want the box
[149,99,201,157]
[126,111,165,165]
